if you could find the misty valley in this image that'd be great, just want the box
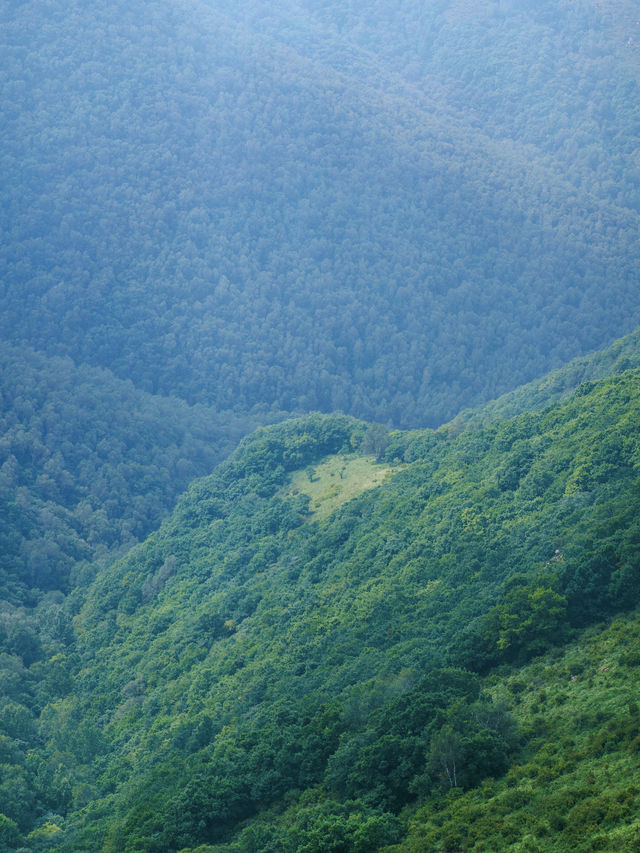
[1,0,640,851]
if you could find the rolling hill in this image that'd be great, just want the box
[1,363,637,850]
[1,0,639,426]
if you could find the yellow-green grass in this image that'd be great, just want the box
[285,453,398,521]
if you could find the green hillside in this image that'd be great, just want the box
[2,0,639,848]
[1,324,639,612]
[2,367,637,851]
[451,324,640,432]
[391,607,640,853]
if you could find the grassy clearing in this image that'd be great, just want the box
[286,453,397,521]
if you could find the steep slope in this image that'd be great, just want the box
[391,608,640,853]
[8,368,637,851]
[0,343,268,603]
[1,0,639,426]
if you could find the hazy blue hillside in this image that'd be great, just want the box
[1,368,637,851]
[1,0,638,426]
[450,324,640,432]
[298,0,640,187]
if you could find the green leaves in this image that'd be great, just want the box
[0,814,22,852]
[7,368,640,850]
[495,582,568,656]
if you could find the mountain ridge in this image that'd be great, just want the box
[1,1,640,845]
[22,364,637,851]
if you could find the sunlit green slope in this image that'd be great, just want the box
[14,367,636,851]
[390,608,640,853]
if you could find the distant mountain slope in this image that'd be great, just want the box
[10,368,636,851]
[300,0,640,176]
[450,324,640,431]
[0,343,267,602]
[1,0,638,426]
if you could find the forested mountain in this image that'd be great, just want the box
[2,0,640,849]
[2,0,639,426]
[1,324,639,613]
[0,343,271,604]
[1,365,639,851]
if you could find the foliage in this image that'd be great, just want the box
[0,343,267,602]
[1,1,640,847]
[0,368,633,851]
[1,0,639,428]
[388,608,640,852]
[0,814,22,852]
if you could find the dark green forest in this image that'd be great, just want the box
[2,0,640,850]
[2,0,639,426]
[1,361,640,851]
[0,343,275,603]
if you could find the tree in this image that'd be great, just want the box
[361,424,390,461]
[496,583,567,658]
[0,814,22,852]
[429,724,464,788]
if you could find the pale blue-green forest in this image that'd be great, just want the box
[1,1,639,850]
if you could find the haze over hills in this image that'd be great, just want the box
[2,1,640,850]
[2,326,639,612]
[0,343,275,604]
[1,0,639,426]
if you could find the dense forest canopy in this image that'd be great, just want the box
[0,344,273,604]
[2,1,640,850]
[2,325,638,611]
[1,367,639,850]
[1,0,639,426]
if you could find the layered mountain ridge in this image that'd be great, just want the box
[2,1,639,848]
